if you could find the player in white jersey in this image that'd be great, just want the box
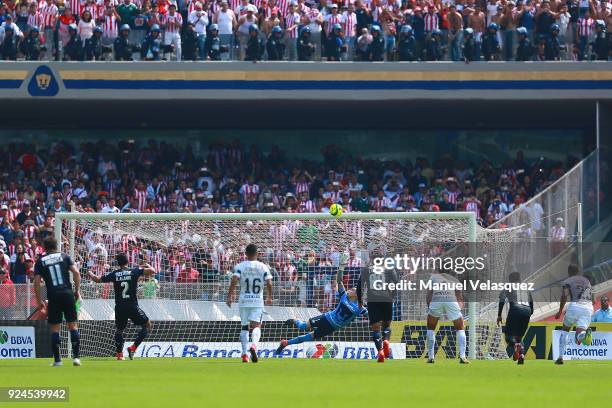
[425,270,469,364]
[554,264,594,365]
[226,244,273,363]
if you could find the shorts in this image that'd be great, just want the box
[428,301,462,321]
[367,302,393,323]
[239,306,263,326]
[505,305,531,338]
[115,303,149,331]
[309,314,335,340]
[563,303,593,330]
[47,291,77,325]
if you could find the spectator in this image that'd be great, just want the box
[0,267,16,320]
[592,295,612,322]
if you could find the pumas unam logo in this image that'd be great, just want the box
[0,330,8,345]
[305,343,339,359]
[28,65,59,96]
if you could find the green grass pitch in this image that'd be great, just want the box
[1,358,609,408]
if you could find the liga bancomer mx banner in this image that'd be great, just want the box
[0,326,36,359]
[552,331,611,360]
[125,342,407,359]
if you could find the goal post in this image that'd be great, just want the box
[54,210,500,360]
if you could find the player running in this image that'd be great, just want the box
[226,244,273,363]
[33,237,82,367]
[425,269,469,364]
[276,254,368,355]
[87,253,156,360]
[554,264,594,365]
[357,253,399,362]
[497,272,533,365]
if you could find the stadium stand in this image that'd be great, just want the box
[0,0,609,61]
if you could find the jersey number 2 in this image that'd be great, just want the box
[121,282,130,299]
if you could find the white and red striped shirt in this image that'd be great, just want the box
[69,0,83,19]
[6,190,18,201]
[577,17,594,37]
[27,12,44,29]
[325,13,343,34]
[8,209,20,223]
[299,200,317,213]
[446,190,460,205]
[101,14,118,38]
[230,0,242,12]
[342,11,356,37]
[465,200,479,217]
[239,183,260,202]
[162,12,183,33]
[372,196,391,211]
[550,226,566,241]
[23,225,37,241]
[424,12,439,32]
[156,194,168,212]
[40,3,58,27]
[294,181,310,195]
[284,11,300,37]
[133,189,147,212]
[276,0,290,16]
[16,199,29,209]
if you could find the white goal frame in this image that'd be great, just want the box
[55,211,479,359]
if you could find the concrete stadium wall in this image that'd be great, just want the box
[1,61,611,100]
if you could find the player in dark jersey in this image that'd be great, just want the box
[277,255,367,355]
[33,237,82,367]
[357,255,399,363]
[87,253,156,360]
[497,272,533,365]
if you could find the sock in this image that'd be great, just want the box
[51,332,61,362]
[559,331,568,359]
[287,332,314,345]
[427,330,435,359]
[457,330,466,359]
[134,326,148,348]
[114,330,125,354]
[383,327,391,341]
[251,327,261,349]
[240,330,249,355]
[69,329,80,359]
[371,331,383,351]
[294,319,308,330]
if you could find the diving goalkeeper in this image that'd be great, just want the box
[276,254,367,354]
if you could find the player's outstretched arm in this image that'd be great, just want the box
[226,275,239,307]
[336,253,348,294]
[33,275,45,310]
[87,270,102,284]
[142,264,156,277]
[69,264,81,300]
[265,278,273,306]
[555,287,568,319]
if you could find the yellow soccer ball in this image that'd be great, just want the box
[329,203,343,217]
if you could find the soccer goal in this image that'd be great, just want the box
[54,211,517,360]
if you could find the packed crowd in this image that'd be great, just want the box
[0,0,609,61]
[0,138,575,311]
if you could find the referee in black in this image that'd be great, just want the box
[497,272,533,365]
[34,237,82,367]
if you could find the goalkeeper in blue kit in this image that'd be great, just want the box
[276,255,367,354]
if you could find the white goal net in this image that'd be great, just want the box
[54,212,520,360]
